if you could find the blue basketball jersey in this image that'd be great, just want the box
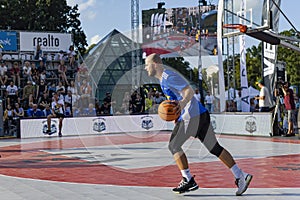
[160,69,207,121]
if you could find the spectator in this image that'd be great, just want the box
[67,80,80,106]
[205,91,214,113]
[64,90,73,116]
[79,79,92,108]
[83,103,97,116]
[34,44,44,63]
[38,60,46,74]
[115,102,130,115]
[22,81,35,109]
[250,98,257,112]
[10,62,21,87]
[27,103,44,117]
[6,81,20,106]
[48,82,57,99]
[54,50,65,61]
[234,90,242,112]
[37,91,51,110]
[39,70,47,82]
[99,101,111,115]
[152,91,166,112]
[36,80,47,99]
[3,104,14,135]
[67,45,76,68]
[30,62,39,83]
[145,90,154,114]
[22,61,33,82]
[43,104,52,117]
[194,88,201,102]
[58,60,69,85]
[255,79,272,112]
[56,81,66,94]
[282,81,296,136]
[131,93,144,114]
[0,61,8,88]
[34,44,44,60]
[13,102,24,118]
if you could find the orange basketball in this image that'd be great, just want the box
[158,100,180,121]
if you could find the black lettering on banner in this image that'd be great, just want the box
[33,34,60,47]
[242,68,246,77]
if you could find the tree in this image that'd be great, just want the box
[0,0,87,54]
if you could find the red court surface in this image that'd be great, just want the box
[0,132,299,190]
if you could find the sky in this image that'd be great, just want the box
[66,0,299,46]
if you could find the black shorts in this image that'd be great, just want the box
[54,113,65,118]
[169,111,219,154]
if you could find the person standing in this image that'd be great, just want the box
[46,92,65,137]
[282,82,296,136]
[194,88,201,102]
[145,53,252,195]
[204,91,214,113]
[255,79,272,112]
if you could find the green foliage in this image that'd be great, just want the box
[0,0,87,55]
[223,29,300,89]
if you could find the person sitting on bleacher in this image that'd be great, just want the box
[22,61,33,82]
[37,91,51,110]
[30,62,39,83]
[43,104,52,117]
[83,103,97,116]
[6,81,20,106]
[58,60,69,85]
[22,81,35,109]
[13,102,24,118]
[0,60,8,89]
[10,62,21,88]
[27,103,44,117]
[67,45,76,68]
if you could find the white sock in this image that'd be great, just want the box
[181,169,192,182]
[230,164,243,179]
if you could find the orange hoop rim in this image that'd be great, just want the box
[223,24,248,33]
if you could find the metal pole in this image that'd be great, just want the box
[198,0,204,105]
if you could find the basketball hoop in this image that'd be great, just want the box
[223,24,248,33]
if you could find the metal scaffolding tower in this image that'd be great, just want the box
[224,0,236,97]
[131,0,141,89]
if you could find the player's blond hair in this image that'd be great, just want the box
[147,53,163,64]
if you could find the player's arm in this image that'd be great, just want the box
[178,85,194,109]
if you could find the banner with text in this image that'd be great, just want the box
[19,32,72,52]
[0,31,18,51]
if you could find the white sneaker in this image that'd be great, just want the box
[235,174,253,196]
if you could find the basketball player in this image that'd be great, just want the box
[145,53,252,195]
[46,92,65,137]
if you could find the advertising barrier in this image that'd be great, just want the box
[20,113,272,138]
[20,114,174,138]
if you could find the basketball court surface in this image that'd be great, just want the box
[0,131,299,200]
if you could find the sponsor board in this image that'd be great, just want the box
[19,32,72,52]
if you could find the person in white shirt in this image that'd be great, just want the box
[205,91,214,113]
[0,61,8,88]
[194,88,201,102]
[22,61,33,82]
[255,79,272,112]
[46,92,65,137]
[6,81,19,106]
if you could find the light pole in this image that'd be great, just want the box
[198,0,207,105]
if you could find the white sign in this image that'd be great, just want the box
[19,32,72,52]
[20,115,174,138]
[211,113,272,137]
[20,113,273,138]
